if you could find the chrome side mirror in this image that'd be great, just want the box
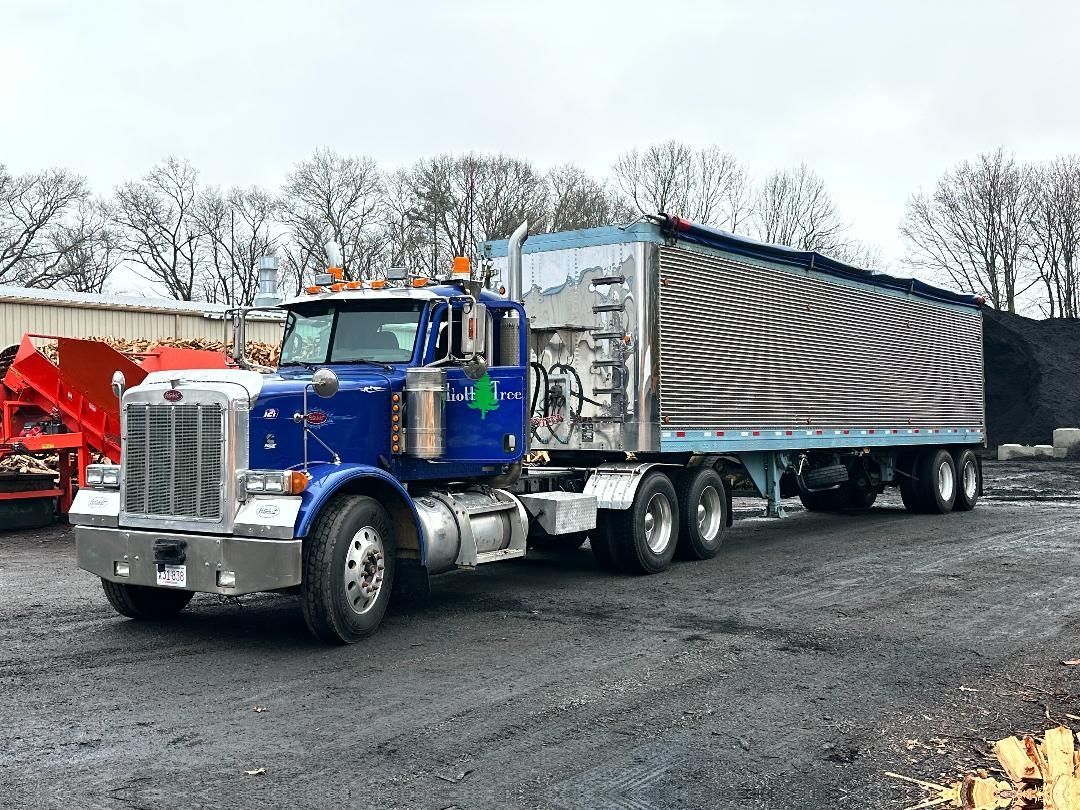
[111,370,126,400]
[311,368,340,398]
[462,355,488,381]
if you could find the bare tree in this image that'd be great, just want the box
[381,168,430,270]
[1025,156,1080,317]
[752,163,848,253]
[546,163,624,231]
[828,239,885,270]
[901,148,1034,312]
[111,157,206,300]
[0,164,89,286]
[196,185,278,305]
[281,148,384,281]
[407,153,549,274]
[50,200,121,293]
[612,141,749,229]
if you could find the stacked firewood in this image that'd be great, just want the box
[36,337,280,367]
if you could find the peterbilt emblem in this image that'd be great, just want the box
[163,389,183,402]
[306,411,328,426]
[88,496,107,508]
[262,408,278,418]
[256,504,280,519]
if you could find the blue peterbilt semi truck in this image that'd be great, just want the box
[71,214,986,643]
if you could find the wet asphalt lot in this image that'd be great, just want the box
[1,460,1078,809]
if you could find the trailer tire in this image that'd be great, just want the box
[798,488,848,512]
[301,494,396,644]
[610,472,679,575]
[673,467,727,560]
[913,448,957,514]
[952,448,980,511]
[101,580,193,620]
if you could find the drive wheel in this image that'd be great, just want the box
[673,467,727,560]
[610,472,679,575]
[301,494,396,644]
[913,448,957,514]
[590,512,620,572]
[101,580,193,620]
[952,448,981,511]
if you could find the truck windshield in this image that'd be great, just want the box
[279,300,424,366]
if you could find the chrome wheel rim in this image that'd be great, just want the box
[962,460,978,501]
[697,485,723,543]
[643,493,674,554]
[937,460,955,501]
[344,526,385,615]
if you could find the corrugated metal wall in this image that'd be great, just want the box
[0,300,283,347]
[657,245,985,431]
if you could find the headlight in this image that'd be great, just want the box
[240,470,307,496]
[85,464,119,489]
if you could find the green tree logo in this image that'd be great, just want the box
[468,373,500,420]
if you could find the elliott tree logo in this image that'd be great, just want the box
[468,373,500,419]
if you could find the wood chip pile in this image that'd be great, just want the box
[36,337,280,367]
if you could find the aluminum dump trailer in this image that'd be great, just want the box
[484,215,984,456]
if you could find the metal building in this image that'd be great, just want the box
[0,286,284,348]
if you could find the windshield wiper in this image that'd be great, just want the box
[279,361,318,370]
[348,358,394,371]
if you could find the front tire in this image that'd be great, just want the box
[301,494,396,644]
[101,580,193,620]
[609,472,680,575]
[673,467,727,560]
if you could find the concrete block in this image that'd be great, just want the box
[998,444,1056,460]
[1053,428,1080,451]
[1055,447,1068,459]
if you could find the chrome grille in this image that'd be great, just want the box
[657,245,985,430]
[123,402,225,521]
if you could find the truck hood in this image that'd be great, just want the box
[248,367,401,469]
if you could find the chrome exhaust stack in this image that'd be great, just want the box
[506,221,528,302]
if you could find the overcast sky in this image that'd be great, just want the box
[3,0,1078,274]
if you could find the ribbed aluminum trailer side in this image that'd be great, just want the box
[486,216,986,574]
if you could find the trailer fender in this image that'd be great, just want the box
[582,462,681,509]
[297,465,427,565]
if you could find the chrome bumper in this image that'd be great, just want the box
[75,526,302,596]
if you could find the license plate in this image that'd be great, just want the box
[156,564,187,588]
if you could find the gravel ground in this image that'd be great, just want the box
[1,460,1078,809]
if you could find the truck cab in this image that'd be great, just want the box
[72,265,534,643]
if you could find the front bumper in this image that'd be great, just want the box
[76,526,302,595]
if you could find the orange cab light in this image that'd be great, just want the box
[345,280,362,289]
[392,393,400,402]
[393,403,400,412]
[452,256,471,276]
[288,470,309,494]
[328,266,343,281]
[330,282,345,292]
[411,277,430,288]
[305,285,322,295]
[392,444,400,453]
[370,279,386,289]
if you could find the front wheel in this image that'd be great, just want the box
[301,494,396,644]
[101,580,193,620]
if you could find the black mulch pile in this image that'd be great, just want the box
[984,309,1080,447]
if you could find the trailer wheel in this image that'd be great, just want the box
[101,580,193,620]
[673,467,727,560]
[952,448,980,511]
[590,513,620,571]
[912,448,957,514]
[301,494,396,644]
[798,488,847,512]
[610,472,679,575]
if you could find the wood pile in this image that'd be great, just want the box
[0,454,57,475]
[35,337,280,367]
[889,726,1080,809]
